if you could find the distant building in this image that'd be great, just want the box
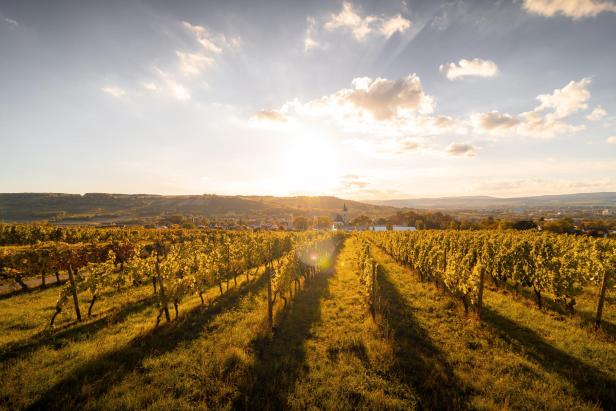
[368,225,416,232]
[368,226,387,231]
[333,203,349,229]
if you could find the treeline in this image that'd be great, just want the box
[360,211,613,237]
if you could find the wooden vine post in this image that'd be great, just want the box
[595,270,610,327]
[371,261,377,319]
[476,265,485,320]
[155,245,171,323]
[267,262,274,332]
[67,264,82,322]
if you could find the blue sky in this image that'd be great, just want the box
[1,0,615,199]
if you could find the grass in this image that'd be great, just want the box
[369,242,616,410]
[0,237,614,410]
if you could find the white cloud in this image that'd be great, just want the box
[516,109,584,137]
[324,2,411,41]
[142,82,158,91]
[380,14,412,37]
[586,105,607,121]
[181,21,223,53]
[445,142,476,157]
[415,115,467,134]
[607,136,616,144]
[154,69,190,101]
[279,73,434,132]
[252,109,288,124]
[471,111,519,130]
[181,20,241,52]
[324,1,373,40]
[396,138,421,153]
[3,17,18,27]
[340,174,369,189]
[176,51,214,76]
[472,78,593,138]
[523,0,616,19]
[101,86,126,98]
[439,58,498,80]
[304,17,320,51]
[342,74,434,120]
[534,78,591,119]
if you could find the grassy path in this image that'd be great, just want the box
[261,236,419,410]
[369,242,616,410]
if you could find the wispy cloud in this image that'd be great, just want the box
[607,136,616,144]
[181,21,223,53]
[101,86,126,98]
[181,21,241,52]
[304,17,320,51]
[323,1,411,41]
[439,58,498,80]
[176,51,214,76]
[153,68,191,101]
[251,109,288,124]
[3,16,18,27]
[587,105,607,121]
[523,0,616,19]
[471,111,519,131]
[445,142,476,157]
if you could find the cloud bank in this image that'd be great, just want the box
[523,0,616,19]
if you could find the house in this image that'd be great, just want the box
[368,225,417,232]
[368,226,387,231]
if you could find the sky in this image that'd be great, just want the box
[1,0,615,200]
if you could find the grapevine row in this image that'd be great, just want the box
[361,230,615,326]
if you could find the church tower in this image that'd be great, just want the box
[342,203,348,226]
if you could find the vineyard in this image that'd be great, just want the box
[360,230,615,324]
[0,225,614,410]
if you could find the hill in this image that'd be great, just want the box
[368,192,616,210]
[0,193,396,223]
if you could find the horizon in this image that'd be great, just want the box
[1,0,615,199]
[1,189,615,203]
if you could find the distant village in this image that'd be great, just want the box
[62,203,616,238]
[150,203,418,232]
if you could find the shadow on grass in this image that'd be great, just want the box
[495,282,616,340]
[233,255,336,409]
[377,266,470,411]
[482,307,616,410]
[0,295,158,363]
[25,274,266,411]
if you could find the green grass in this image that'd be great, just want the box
[370,243,616,410]
[0,237,614,410]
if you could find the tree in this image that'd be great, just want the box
[542,218,576,234]
[315,216,333,229]
[351,215,372,228]
[512,220,537,230]
[293,216,310,231]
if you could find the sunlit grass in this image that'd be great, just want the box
[0,238,614,410]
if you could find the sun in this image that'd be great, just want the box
[280,134,341,195]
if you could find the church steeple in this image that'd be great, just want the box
[341,203,348,225]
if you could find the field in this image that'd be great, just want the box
[0,229,615,410]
